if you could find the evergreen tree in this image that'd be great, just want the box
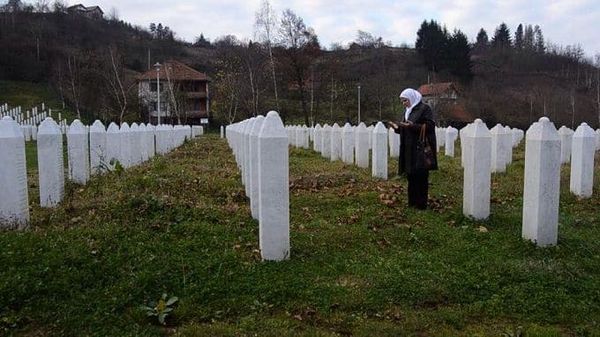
[491,22,511,49]
[475,28,489,47]
[157,23,164,39]
[415,20,449,72]
[447,29,473,81]
[523,24,534,51]
[514,24,523,50]
[194,33,211,48]
[473,27,489,54]
[534,25,545,53]
[149,23,156,36]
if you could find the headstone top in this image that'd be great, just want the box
[38,117,59,135]
[470,119,491,137]
[90,120,106,133]
[250,115,265,137]
[573,122,596,137]
[527,117,559,141]
[374,121,387,133]
[558,125,574,135]
[260,111,286,138]
[107,122,119,133]
[490,124,504,133]
[0,116,22,138]
[68,119,86,134]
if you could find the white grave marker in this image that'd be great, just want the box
[558,126,574,164]
[445,126,458,157]
[67,119,90,185]
[570,123,596,198]
[38,118,65,207]
[258,111,290,261]
[106,122,121,169]
[355,123,369,168]
[371,122,388,179]
[0,117,29,229]
[342,123,354,164]
[89,120,107,175]
[330,123,342,161]
[463,119,491,220]
[522,117,560,247]
[249,116,265,219]
[389,127,400,158]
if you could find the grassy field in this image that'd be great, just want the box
[1,135,600,336]
[0,80,75,123]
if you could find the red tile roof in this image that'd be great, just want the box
[137,60,208,81]
[446,102,471,122]
[418,82,457,96]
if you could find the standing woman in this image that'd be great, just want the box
[388,88,437,209]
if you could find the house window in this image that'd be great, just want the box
[193,99,202,111]
[151,101,167,112]
[149,81,160,92]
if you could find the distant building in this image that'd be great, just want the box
[67,4,104,20]
[137,60,210,125]
[418,82,471,127]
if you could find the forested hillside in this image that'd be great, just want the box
[0,1,598,129]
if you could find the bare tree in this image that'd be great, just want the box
[108,7,119,21]
[65,53,83,119]
[164,64,190,124]
[105,46,129,123]
[254,0,280,111]
[241,41,266,117]
[34,0,50,12]
[278,8,320,125]
[214,43,245,124]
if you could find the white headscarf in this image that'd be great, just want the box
[400,88,422,121]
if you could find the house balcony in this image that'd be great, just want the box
[186,92,207,99]
[149,110,208,118]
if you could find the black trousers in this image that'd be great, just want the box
[407,170,429,209]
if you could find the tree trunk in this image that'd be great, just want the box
[268,45,279,111]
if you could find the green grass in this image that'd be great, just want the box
[0,80,76,123]
[1,135,600,336]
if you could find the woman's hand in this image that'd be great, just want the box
[387,121,399,129]
[399,121,413,127]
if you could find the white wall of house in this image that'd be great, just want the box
[138,80,171,117]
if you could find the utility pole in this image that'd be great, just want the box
[154,62,161,125]
[357,84,361,123]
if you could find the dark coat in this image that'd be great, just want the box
[396,102,438,175]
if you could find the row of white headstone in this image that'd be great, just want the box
[18,118,70,142]
[225,111,290,262]
[0,103,53,125]
[462,124,524,172]
[0,116,203,230]
[287,122,393,179]
[462,117,597,247]
[0,103,22,120]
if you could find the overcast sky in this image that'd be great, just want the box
[86,0,598,59]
